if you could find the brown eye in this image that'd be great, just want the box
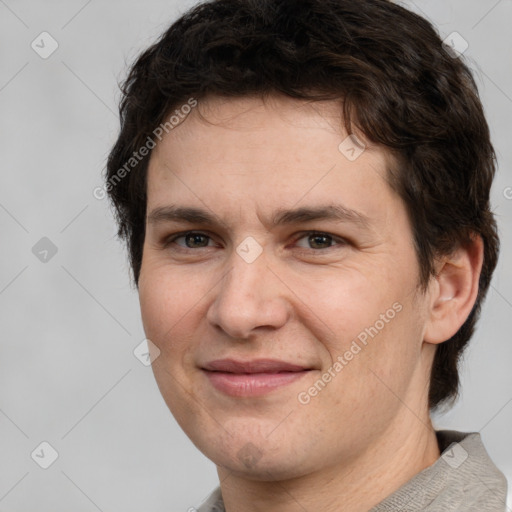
[294,231,346,250]
[165,231,213,249]
[308,233,333,249]
[183,233,210,248]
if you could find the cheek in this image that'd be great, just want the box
[294,266,401,355]
[304,266,424,395]
[138,265,207,420]
[138,262,204,351]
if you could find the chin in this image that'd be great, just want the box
[196,431,316,481]
[219,453,312,482]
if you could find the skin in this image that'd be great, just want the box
[138,94,483,512]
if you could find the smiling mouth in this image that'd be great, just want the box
[201,358,313,397]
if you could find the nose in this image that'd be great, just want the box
[206,249,291,340]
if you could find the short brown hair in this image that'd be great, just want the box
[105,0,500,410]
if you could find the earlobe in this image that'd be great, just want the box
[423,235,484,345]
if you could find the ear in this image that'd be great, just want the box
[423,235,484,345]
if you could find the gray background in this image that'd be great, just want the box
[0,1,511,511]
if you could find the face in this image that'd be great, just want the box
[139,94,435,480]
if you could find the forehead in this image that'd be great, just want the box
[145,94,402,227]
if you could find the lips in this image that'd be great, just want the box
[201,358,312,397]
[203,358,309,374]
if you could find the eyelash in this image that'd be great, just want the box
[162,230,348,254]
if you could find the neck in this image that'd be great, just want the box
[217,414,440,512]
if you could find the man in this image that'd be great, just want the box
[105,0,508,510]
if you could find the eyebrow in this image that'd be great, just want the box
[147,204,372,230]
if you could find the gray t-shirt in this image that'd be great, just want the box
[196,430,508,511]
